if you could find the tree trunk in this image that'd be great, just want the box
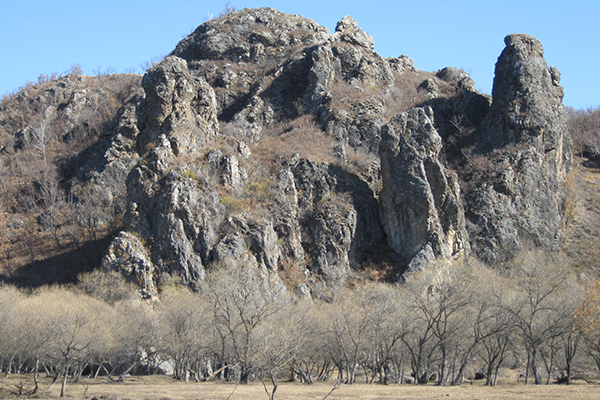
[239,363,250,384]
[60,365,69,397]
[44,371,60,392]
[531,350,542,384]
[119,360,140,382]
[3,355,13,378]
[32,358,40,394]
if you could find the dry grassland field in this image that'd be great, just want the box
[2,375,600,400]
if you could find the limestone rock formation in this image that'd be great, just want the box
[97,21,573,288]
[140,56,218,155]
[379,107,469,278]
[172,8,331,64]
[290,158,384,285]
[0,8,576,292]
[101,231,157,298]
[126,168,226,283]
[464,34,572,263]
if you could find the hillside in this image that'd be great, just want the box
[0,7,594,296]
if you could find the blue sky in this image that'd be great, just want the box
[1,0,598,108]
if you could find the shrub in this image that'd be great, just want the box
[567,106,600,157]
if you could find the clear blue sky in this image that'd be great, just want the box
[1,0,598,108]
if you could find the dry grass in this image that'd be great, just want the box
[252,115,336,167]
[2,374,600,400]
[383,70,455,119]
[562,156,600,280]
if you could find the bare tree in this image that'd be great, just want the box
[19,295,55,393]
[473,273,517,386]
[575,279,600,376]
[289,302,333,384]
[252,309,304,400]
[41,289,112,396]
[567,106,600,157]
[0,286,25,378]
[31,118,50,169]
[108,300,160,381]
[158,289,211,381]
[356,283,402,385]
[503,252,571,384]
[202,260,290,384]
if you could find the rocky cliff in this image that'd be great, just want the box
[0,8,572,294]
[463,34,571,263]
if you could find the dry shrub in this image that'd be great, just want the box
[383,70,440,119]
[564,172,577,227]
[342,145,380,182]
[78,269,137,304]
[253,114,335,167]
[567,106,600,157]
[349,261,398,284]
[326,70,455,122]
[278,258,307,290]
[328,79,384,113]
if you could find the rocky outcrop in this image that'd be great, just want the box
[126,168,226,283]
[1,8,576,291]
[304,16,395,153]
[101,231,157,298]
[465,34,572,263]
[102,20,572,288]
[140,56,218,155]
[484,34,568,151]
[286,158,383,284]
[172,8,331,64]
[379,107,469,277]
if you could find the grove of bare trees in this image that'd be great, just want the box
[0,252,599,397]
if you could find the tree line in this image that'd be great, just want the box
[1,251,600,397]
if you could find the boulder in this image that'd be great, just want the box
[102,231,157,298]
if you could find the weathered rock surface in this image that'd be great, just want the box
[126,168,226,283]
[172,8,331,64]
[101,231,157,298]
[98,22,574,287]
[0,8,575,291]
[465,34,572,263]
[140,56,218,155]
[380,107,469,277]
[289,158,384,285]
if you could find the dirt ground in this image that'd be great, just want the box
[2,374,600,400]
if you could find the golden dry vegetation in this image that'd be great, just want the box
[2,375,600,400]
[562,156,600,280]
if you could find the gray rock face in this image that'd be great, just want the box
[484,34,569,152]
[332,15,374,49]
[379,107,469,277]
[304,38,393,152]
[141,56,218,155]
[102,231,157,298]
[290,158,384,282]
[126,168,226,283]
[172,8,331,64]
[465,34,572,263]
[305,195,357,284]
[84,15,572,290]
[271,168,305,267]
[3,7,578,293]
[436,67,476,91]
